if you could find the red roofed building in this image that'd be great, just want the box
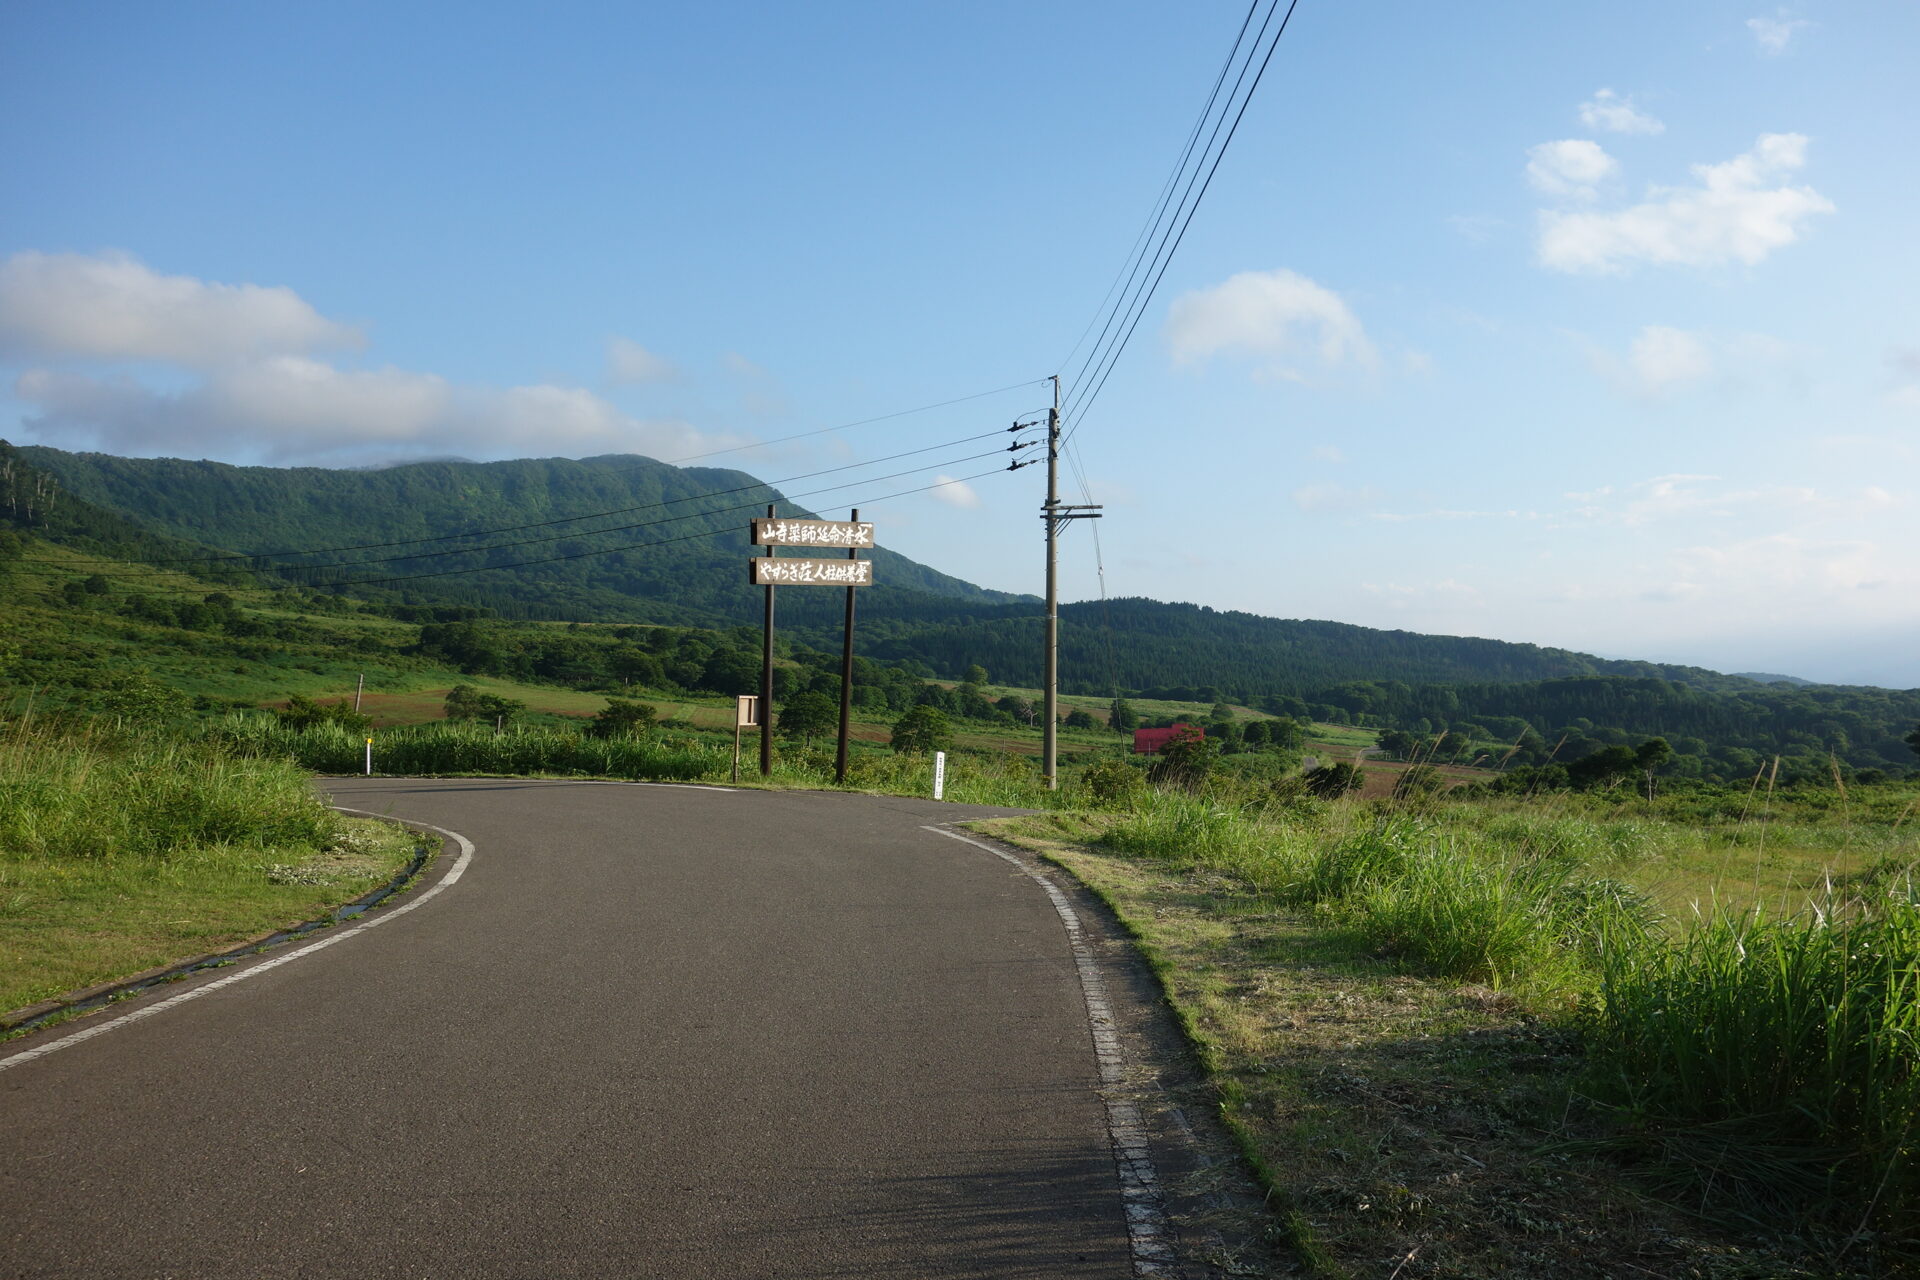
[1133,723,1199,755]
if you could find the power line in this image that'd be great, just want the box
[1062,0,1300,448]
[1063,0,1300,448]
[1058,0,1261,400]
[658,378,1045,467]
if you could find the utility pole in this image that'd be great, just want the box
[1041,376,1101,790]
[760,503,776,778]
[835,507,859,785]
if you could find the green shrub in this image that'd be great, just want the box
[1077,758,1147,811]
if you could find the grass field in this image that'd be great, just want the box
[0,721,421,1015]
[978,783,1920,1276]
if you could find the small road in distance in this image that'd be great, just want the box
[1,778,1132,1278]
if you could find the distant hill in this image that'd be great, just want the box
[861,596,1770,696]
[1732,672,1814,687]
[11,442,1920,775]
[16,444,1027,629]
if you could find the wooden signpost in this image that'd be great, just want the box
[731,695,758,783]
[751,510,875,780]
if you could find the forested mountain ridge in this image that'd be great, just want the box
[17,444,1028,627]
[11,442,1917,775]
[860,596,1775,696]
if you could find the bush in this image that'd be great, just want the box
[890,705,952,755]
[1303,761,1364,799]
[443,684,524,726]
[1077,758,1147,811]
[587,698,657,739]
[274,692,371,735]
[1147,726,1216,790]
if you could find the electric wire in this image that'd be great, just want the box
[1062,0,1301,448]
[1058,0,1262,405]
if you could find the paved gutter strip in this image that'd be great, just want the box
[927,824,1182,1278]
[0,813,476,1073]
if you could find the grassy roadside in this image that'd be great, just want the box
[0,721,420,1016]
[979,808,1914,1279]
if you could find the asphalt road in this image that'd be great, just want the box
[0,779,1134,1278]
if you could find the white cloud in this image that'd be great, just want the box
[1447,214,1503,243]
[1165,269,1378,380]
[0,250,361,366]
[14,358,724,467]
[1748,12,1811,54]
[1579,89,1663,136]
[929,475,981,509]
[606,336,677,385]
[1628,326,1713,392]
[1583,325,1801,398]
[1562,474,1896,529]
[1617,325,1715,395]
[1292,483,1381,514]
[1526,139,1620,200]
[1310,445,1345,463]
[1536,133,1833,273]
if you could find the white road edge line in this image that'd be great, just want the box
[925,825,1178,1278]
[0,809,476,1075]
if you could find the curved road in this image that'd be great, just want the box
[1,779,1137,1278]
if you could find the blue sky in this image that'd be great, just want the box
[3,2,1917,685]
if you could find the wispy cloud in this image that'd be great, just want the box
[929,475,982,509]
[1747,10,1812,55]
[606,336,678,385]
[1526,139,1619,201]
[0,250,362,366]
[1536,133,1833,273]
[1166,268,1378,381]
[0,250,735,466]
[1292,482,1382,514]
[1579,89,1663,135]
[14,359,721,467]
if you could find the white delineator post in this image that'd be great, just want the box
[364,737,373,777]
[932,751,947,801]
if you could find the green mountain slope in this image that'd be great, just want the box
[17,444,1026,628]
[12,443,1918,776]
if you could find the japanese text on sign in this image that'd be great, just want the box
[751,519,875,549]
[750,557,874,586]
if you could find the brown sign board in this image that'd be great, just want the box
[751,518,875,549]
[735,694,759,727]
[749,557,874,587]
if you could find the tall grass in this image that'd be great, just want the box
[1090,778,1920,1235]
[207,713,1062,807]
[1586,889,1920,1230]
[0,719,335,860]
[212,717,726,782]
